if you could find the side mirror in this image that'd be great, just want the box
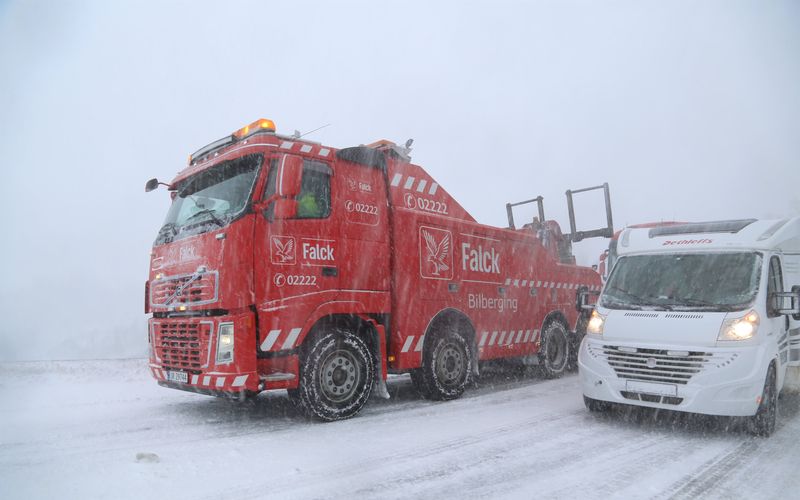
[576,286,600,312]
[277,155,303,198]
[774,286,800,318]
[145,178,160,192]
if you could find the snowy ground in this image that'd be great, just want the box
[1,360,799,500]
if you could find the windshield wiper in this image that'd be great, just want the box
[183,209,225,227]
[606,285,673,310]
[158,222,179,236]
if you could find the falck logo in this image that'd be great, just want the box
[271,235,296,265]
[420,226,453,279]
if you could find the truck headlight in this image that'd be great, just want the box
[216,323,235,364]
[718,311,759,341]
[587,310,606,335]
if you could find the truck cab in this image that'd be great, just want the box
[579,218,800,436]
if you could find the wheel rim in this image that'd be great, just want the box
[319,349,361,403]
[546,330,567,368]
[436,343,465,386]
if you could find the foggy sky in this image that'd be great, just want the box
[1,0,798,360]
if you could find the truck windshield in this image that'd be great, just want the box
[601,252,762,312]
[155,154,262,245]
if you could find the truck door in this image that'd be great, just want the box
[254,155,339,307]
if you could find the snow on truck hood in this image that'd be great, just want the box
[600,308,727,347]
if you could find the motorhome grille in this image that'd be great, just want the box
[154,321,211,371]
[591,345,715,385]
[150,271,218,307]
[620,391,683,405]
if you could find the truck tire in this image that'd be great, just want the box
[296,329,374,422]
[584,395,610,413]
[413,331,472,401]
[567,315,588,372]
[748,363,778,437]
[539,321,568,379]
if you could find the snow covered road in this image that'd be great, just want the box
[1,359,798,499]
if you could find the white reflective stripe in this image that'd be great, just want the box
[390,173,403,187]
[569,283,575,289]
[261,329,282,351]
[536,281,542,287]
[505,278,512,285]
[216,377,226,388]
[202,375,211,386]
[414,335,426,352]
[428,183,438,195]
[281,328,302,350]
[280,141,293,149]
[529,281,535,288]
[401,336,415,353]
[191,375,199,385]
[416,179,428,192]
[523,330,531,342]
[521,280,527,286]
[532,329,540,342]
[498,331,507,345]
[550,283,556,288]
[515,330,524,343]
[319,148,330,157]
[232,375,249,387]
[513,279,520,287]
[557,283,562,289]
[479,331,489,346]
[404,176,416,189]
[299,144,312,153]
[489,331,498,346]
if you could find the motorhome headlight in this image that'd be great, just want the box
[587,310,606,335]
[718,311,759,341]
[216,323,235,364]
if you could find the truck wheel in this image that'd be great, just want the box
[415,331,472,401]
[748,363,778,437]
[297,329,374,422]
[584,395,610,413]
[539,321,568,379]
[567,315,588,371]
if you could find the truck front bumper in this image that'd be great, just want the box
[148,310,260,396]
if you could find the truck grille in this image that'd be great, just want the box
[150,271,218,308]
[153,321,212,371]
[587,344,731,385]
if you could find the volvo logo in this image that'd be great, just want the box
[646,358,657,369]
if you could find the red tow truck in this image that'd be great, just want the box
[145,118,613,420]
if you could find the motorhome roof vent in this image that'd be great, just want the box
[648,219,757,238]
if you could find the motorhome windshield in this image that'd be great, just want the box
[601,252,762,312]
[155,154,262,245]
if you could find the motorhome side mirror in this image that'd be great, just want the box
[145,178,160,192]
[278,155,304,199]
[773,288,800,316]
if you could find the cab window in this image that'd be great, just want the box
[263,158,332,219]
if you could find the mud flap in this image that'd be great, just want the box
[368,321,390,399]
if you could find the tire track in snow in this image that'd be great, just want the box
[658,439,757,500]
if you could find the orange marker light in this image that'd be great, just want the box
[234,118,276,139]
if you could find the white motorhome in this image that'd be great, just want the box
[579,218,800,436]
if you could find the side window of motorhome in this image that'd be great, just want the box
[767,256,784,317]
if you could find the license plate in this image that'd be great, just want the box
[626,380,677,397]
[167,370,188,383]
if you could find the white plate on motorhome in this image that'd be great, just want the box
[167,371,188,383]
[625,380,677,396]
